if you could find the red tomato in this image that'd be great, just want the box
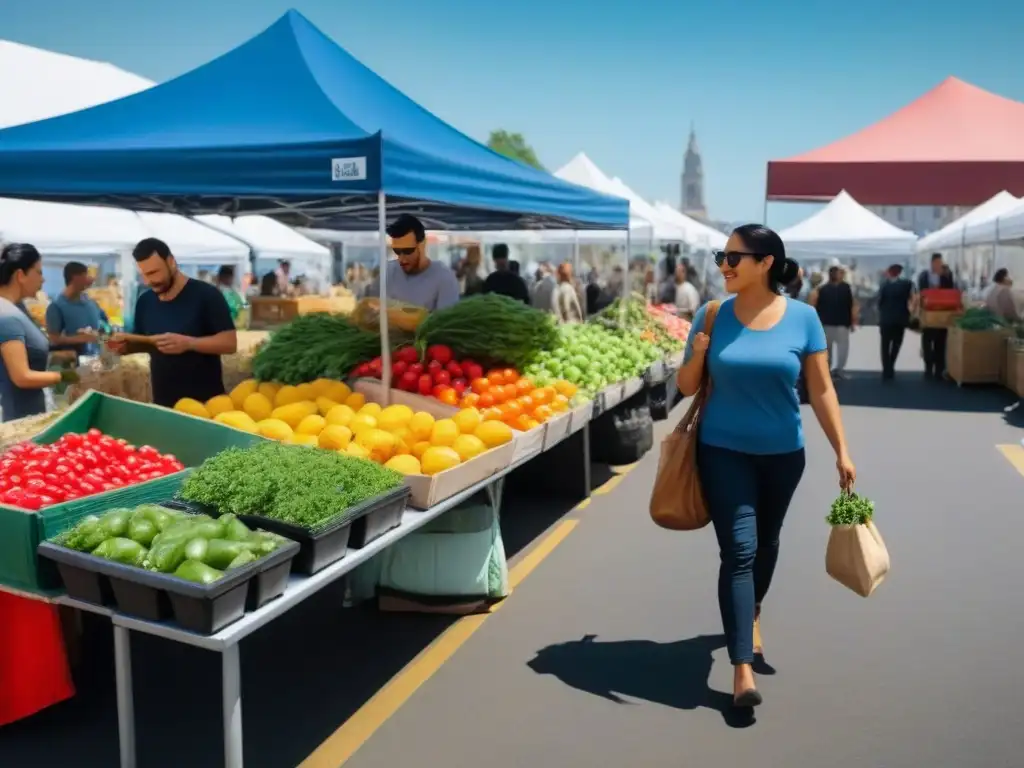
[426,360,443,376]
[417,374,434,395]
[395,346,420,364]
[408,362,424,377]
[19,493,42,511]
[445,361,464,379]
[463,362,484,381]
[137,445,159,460]
[433,370,452,387]
[451,378,468,396]
[391,360,408,379]
[399,371,419,391]
[426,345,454,365]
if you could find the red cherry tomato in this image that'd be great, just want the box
[417,374,433,395]
[446,361,464,379]
[426,345,453,365]
[433,370,452,387]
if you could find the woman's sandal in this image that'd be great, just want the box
[734,688,763,708]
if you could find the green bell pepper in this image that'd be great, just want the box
[173,560,224,584]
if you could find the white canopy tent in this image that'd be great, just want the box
[653,202,727,250]
[918,191,1020,252]
[991,200,1024,243]
[552,153,655,242]
[607,178,685,242]
[960,195,1024,245]
[197,215,330,281]
[779,190,916,265]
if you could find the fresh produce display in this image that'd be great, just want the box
[0,431,185,511]
[457,370,575,431]
[178,442,405,530]
[251,313,382,384]
[355,344,483,405]
[54,503,286,583]
[648,303,693,342]
[594,296,686,355]
[954,307,1008,331]
[413,294,559,369]
[826,491,875,526]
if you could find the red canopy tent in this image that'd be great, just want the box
[766,77,1024,206]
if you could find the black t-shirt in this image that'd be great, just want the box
[815,282,854,327]
[134,279,235,407]
[877,278,914,327]
[483,270,530,304]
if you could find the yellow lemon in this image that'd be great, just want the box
[288,433,320,447]
[318,424,353,450]
[274,385,304,407]
[315,396,340,416]
[310,378,335,397]
[429,418,460,447]
[325,404,355,427]
[349,413,378,435]
[242,392,274,422]
[452,407,483,435]
[474,420,513,448]
[356,428,397,463]
[257,381,281,401]
[295,414,327,436]
[294,383,317,402]
[256,419,293,441]
[344,442,371,459]
[452,433,487,462]
[344,392,366,411]
[393,437,412,456]
[378,404,414,431]
[408,411,435,441]
[389,425,412,446]
[384,454,421,475]
[358,402,382,418]
[420,446,462,476]
[410,440,432,459]
[271,401,318,429]
[213,410,258,433]
[323,381,351,403]
[173,398,210,419]
[229,379,259,409]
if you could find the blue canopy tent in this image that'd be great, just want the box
[0,9,627,233]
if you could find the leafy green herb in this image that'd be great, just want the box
[177,442,403,531]
[826,491,875,526]
[252,313,382,384]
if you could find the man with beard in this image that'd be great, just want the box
[110,238,236,407]
[368,214,459,311]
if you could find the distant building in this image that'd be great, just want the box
[680,123,707,221]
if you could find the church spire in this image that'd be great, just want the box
[681,123,706,219]
[687,121,698,154]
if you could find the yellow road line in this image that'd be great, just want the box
[593,474,624,495]
[997,444,1024,478]
[575,498,591,510]
[299,519,579,768]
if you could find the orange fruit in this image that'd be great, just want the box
[438,387,459,407]
[518,394,535,412]
[481,407,503,422]
[460,392,480,408]
[525,418,541,430]
[533,404,554,422]
[486,370,505,387]
[554,380,577,398]
[478,392,495,408]
[551,394,570,412]
[515,378,534,396]
[533,386,555,405]
[512,413,533,431]
[501,384,518,402]
[471,377,491,394]
[500,400,523,420]
[501,368,519,384]
[490,386,508,404]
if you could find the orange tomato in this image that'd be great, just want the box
[486,370,505,387]
[471,377,491,395]
[533,386,555,405]
[460,392,480,408]
[517,394,535,412]
[490,386,508,404]
[501,368,519,384]
[551,394,570,412]
[481,407,503,422]
[533,404,554,422]
[515,378,534,396]
[501,383,518,402]
[525,418,541,430]
[438,387,459,407]
[512,413,533,431]
[554,380,577,398]
[478,392,495,408]
[500,400,523,420]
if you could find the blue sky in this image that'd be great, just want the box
[3,0,1023,229]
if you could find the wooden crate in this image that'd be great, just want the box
[946,327,1012,386]
[918,309,962,329]
[1006,341,1024,397]
[248,297,332,328]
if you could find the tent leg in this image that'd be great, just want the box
[377,191,392,406]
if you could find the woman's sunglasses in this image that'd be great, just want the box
[393,246,418,257]
[713,250,767,268]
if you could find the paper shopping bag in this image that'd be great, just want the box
[825,520,890,597]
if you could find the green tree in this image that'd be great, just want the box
[486,130,545,170]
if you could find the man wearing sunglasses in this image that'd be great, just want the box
[369,214,460,311]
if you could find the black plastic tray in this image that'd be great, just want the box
[175,485,411,574]
[38,506,300,635]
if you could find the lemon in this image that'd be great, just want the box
[229,379,259,409]
[242,392,274,422]
[256,418,294,441]
[344,442,371,459]
[358,402,382,418]
[356,428,398,463]
[410,440,432,459]
[319,424,353,451]
[213,410,258,433]
[429,418,460,447]
[452,433,487,462]
[173,398,210,419]
[288,433,320,447]
[316,396,340,416]
[294,383,317,402]
[349,413,378,435]
[257,382,281,401]
[295,414,327,436]
[420,446,461,476]
[274,385,304,407]
[323,381,351,403]
[452,407,483,435]
[310,378,335,397]
[205,395,235,418]
[408,411,435,441]
[389,425,413,446]
[378,404,414,432]
[384,454,422,475]
[271,401,318,428]
[344,392,366,411]
[393,437,412,456]
[474,420,514,448]
[325,404,355,427]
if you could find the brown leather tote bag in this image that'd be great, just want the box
[649,301,721,530]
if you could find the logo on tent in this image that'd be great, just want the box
[331,157,368,181]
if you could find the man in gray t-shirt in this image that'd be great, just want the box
[367,214,460,311]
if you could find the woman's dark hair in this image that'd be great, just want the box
[259,271,277,296]
[217,265,235,284]
[993,268,1009,284]
[0,243,42,286]
[730,224,799,293]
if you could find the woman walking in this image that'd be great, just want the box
[677,225,855,708]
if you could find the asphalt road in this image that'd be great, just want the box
[2,327,1022,768]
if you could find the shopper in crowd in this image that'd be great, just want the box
[45,261,108,360]
[215,265,245,322]
[532,262,557,314]
[784,266,804,300]
[0,244,78,421]
[876,264,915,380]
[677,224,854,709]
[482,243,530,304]
[917,253,955,379]
[674,263,701,320]
[259,271,278,297]
[457,244,485,297]
[366,214,459,311]
[275,260,292,296]
[552,263,584,324]
[109,238,236,408]
[985,268,1020,323]
[810,265,856,379]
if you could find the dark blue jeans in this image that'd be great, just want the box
[696,443,806,665]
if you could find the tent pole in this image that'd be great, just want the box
[621,214,631,324]
[377,191,392,406]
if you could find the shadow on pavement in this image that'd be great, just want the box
[527,633,755,728]
[833,370,1018,414]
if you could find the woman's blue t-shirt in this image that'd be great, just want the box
[684,297,827,455]
[0,298,50,422]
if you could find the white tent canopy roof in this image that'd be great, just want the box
[553,153,654,237]
[918,191,1020,252]
[959,193,1024,246]
[653,202,727,249]
[197,215,330,275]
[779,190,916,260]
[990,199,1024,243]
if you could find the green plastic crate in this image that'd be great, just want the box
[0,391,264,595]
